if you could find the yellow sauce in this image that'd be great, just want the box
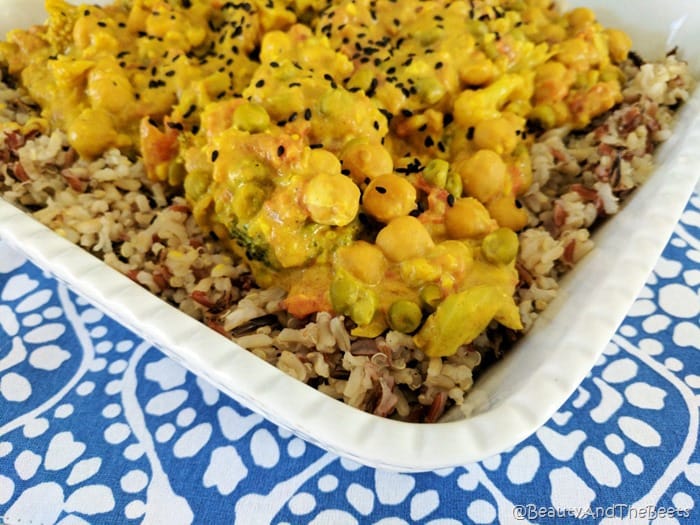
[1,0,632,356]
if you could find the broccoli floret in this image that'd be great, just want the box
[229,224,274,267]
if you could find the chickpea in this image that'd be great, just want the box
[459,54,497,86]
[362,174,417,223]
[303,172,360,226]
[334,241,388,285]
[555,38,593,71]
[535,61,572,104]
[375,216,434,262]
[566,7,596,30]
[260,30,291,63]
[68,108,118,158]
[444,197,498,240]
[486,195,529,231]
[456,149,508,204]
[340,139,393,185]
[308,148,342,176]
[605,29,632,64]
[473,117,519,155]
[87,68,134,115]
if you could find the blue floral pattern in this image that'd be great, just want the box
[1,192,698,524]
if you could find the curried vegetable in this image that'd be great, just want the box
[1,0,636,356]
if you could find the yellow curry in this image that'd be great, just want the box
[1,0,632,356]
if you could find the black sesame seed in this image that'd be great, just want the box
[304,108,312,120]
[211,150,219,162]
[365,77,378,97]
[466,126,475,140]
[277,145,285,156]
[447,194,455,207]
[375,186,387,194]
[309,143,324,149]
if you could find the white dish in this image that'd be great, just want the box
[1,0,699,471]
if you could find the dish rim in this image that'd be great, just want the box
[1,0,699,471]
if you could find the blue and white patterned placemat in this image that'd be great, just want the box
[0,191,698,525]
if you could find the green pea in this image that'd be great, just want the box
[346,68,375,93]
[423,159,449,188]
[232,183,266,220]
[445,170,463,198]
[350,291,378,326]
[529,104,557,129]
[387,299,423,333]
[415,27,442,46]
[168,161,186,186]
[330,275,360,312]
[233,102,270,133]
[481,227,519,265]
[183,169,211,201]
[331,273,378,326]
[415,76,446,105]
[419,284,443,312]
